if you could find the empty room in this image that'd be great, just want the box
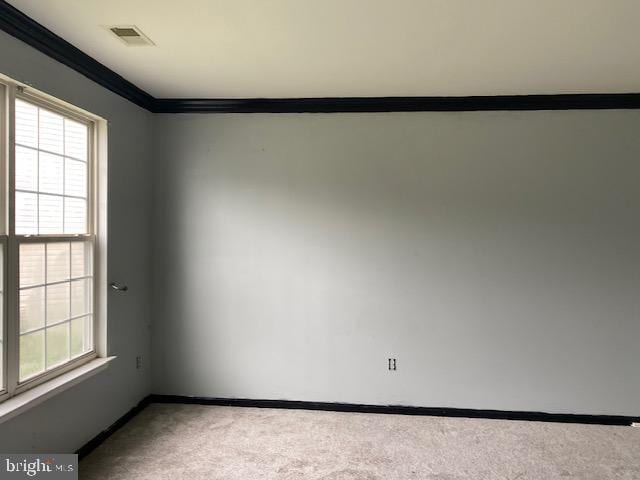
[0,1,638,478]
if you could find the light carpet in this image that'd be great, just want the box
[80,403,640,479]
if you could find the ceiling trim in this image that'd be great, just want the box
[3,0,640,114]
[153,94,640,113]
[0,0,155,110]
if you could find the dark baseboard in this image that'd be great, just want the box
[74,393,638,459]
[75,396,153,460]
[147,394,639,426]
[3,0,640,113]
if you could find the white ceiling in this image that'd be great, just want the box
[8,0,640,98]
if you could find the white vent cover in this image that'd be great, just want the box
[108,25,154,46]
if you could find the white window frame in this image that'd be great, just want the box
[0,74,108,405]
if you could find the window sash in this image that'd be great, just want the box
[13,91,95,237]
[0,78,100,402]
[0,236,6,395]
[0,82,6,236]
[15,235,97,389]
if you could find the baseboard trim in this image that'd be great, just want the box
[147,394,639,426]
[75,395,152,459]
[74,393,638,459]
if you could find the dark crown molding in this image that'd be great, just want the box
[153,94,640,113]
[3,0,640,114]
[0,0,155,111]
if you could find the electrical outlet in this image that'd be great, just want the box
[136,356,143,369]
[388,358,397,371]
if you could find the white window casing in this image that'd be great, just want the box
[0,74,109,407]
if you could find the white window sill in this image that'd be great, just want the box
[0,356,116,425]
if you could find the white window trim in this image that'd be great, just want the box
[0,73,110,417]
[0,356,115,425]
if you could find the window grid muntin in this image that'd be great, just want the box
[0,239,5,393]
[0,81,100,398]
[17,238,95,383]
[8,91,98,395]
[14,95,91,236]
[14,143,87,164]
[0,83,6,393]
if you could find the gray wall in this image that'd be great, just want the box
[0,31,153,451]
[2,25,640,454]
[153,111,640,416]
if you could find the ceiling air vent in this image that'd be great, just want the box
[108,25,154,46]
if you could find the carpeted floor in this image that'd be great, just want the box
[80,403,640,480]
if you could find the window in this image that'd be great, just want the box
[0,75,104,401]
